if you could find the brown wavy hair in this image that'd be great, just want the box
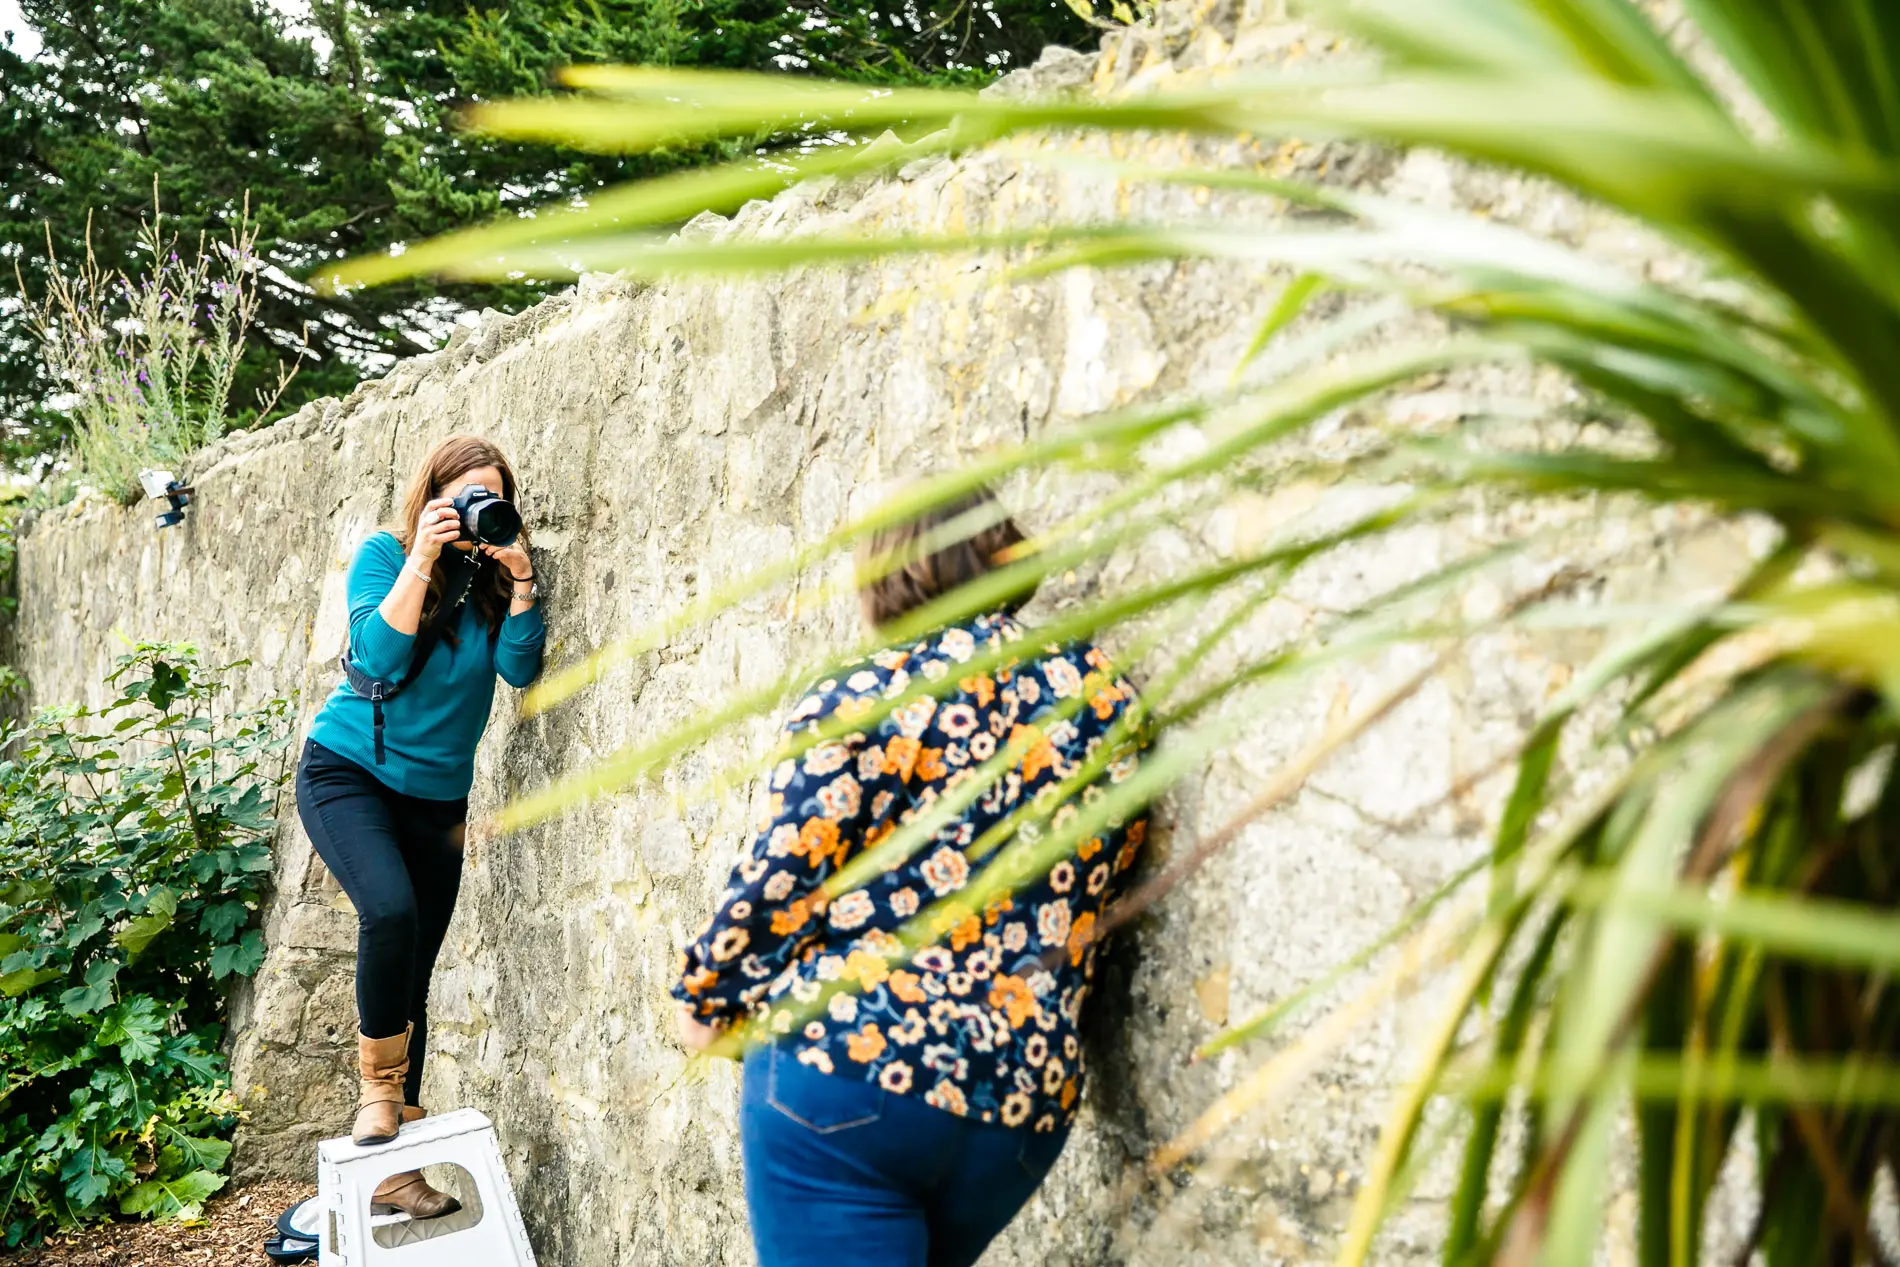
[391,434,529,641]
[854,486,1036,631]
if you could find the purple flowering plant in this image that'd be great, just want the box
[18,195,306,503]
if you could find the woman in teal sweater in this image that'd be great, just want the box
[296,434,545,1219]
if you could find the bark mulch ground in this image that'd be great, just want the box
[14,1179,317,1267]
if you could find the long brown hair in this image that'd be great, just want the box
[854,486,1036,631]
[391,434,529,640]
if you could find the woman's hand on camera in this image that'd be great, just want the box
[411,497,460,566]
[479,541,533,584]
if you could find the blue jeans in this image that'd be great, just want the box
[740,1042,1071,1267]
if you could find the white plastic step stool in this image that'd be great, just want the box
[315,1107,536,1266]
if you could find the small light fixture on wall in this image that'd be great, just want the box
[137,469,194,530]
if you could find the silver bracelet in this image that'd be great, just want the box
[406,560,432,583]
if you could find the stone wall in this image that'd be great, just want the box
[11,3,1751,1263]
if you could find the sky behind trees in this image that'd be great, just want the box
[0,2,40,57]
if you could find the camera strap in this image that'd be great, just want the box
[341,550,481,765]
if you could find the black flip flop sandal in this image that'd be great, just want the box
[265,1198,320,1262]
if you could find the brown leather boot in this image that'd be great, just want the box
[351,1026,410,1146]
[371,1107,462,1220]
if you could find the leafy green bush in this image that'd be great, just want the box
[0,644,293,1246]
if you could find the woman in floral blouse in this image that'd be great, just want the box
[673,486,1148,1267]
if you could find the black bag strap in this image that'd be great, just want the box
[341,551,481,764]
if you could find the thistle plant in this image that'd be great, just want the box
[19,199,304,503]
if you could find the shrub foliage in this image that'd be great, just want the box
[0,645,292,1245]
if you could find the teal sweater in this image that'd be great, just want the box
[308,532,546,800]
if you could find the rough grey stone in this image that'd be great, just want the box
[981,45,1099,100]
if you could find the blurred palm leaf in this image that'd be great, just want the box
[333,0,1900,1261]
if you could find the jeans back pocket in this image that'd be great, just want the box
[766,1043,885,1134]
[1016,1121,1071,1180]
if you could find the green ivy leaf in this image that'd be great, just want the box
[198,900,249,944]
[159,1035,223,1084]
[60,1135,131,1209]
[59,960,120,1016]
[98,995,167,1063]
[207,930,265,980]
[0,966,60,997]
[164,1135,232,1173]
[41,1108,85,1152]
[114,887,178,959]
[1,946,42,974]
[234,843,274,873]
[145,661,186,713]
[63,912,106,947]
[117,1168,225,1220]
[91,1063,137,1108]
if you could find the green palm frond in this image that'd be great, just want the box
[336,0,1900,1260]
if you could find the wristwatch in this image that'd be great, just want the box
[513,577,541,603]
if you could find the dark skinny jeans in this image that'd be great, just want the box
[295,739,467,1105]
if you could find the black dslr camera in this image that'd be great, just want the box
[451,483,521,547]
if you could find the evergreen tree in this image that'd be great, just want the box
[0,0,1093,466]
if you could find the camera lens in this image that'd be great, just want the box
[451,484,522,547]
[471,498,521,547]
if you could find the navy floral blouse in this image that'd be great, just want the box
[673,610,1148,1133]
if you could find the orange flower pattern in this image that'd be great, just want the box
[673,612,1147,1130]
